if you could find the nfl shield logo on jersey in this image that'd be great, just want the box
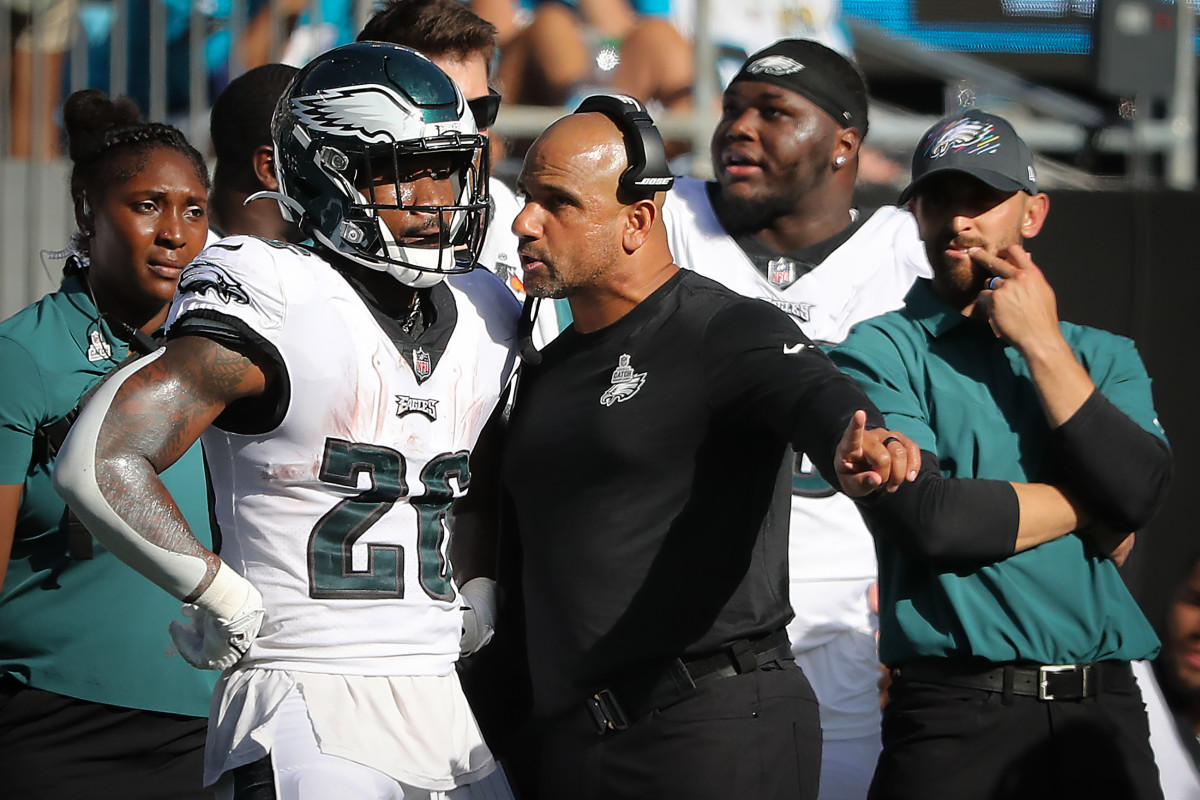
[768,257,796,287]
[413,347,432,380]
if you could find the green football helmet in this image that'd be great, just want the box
[268,42,490,288]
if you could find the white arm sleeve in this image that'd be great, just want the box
[53,348,248,617]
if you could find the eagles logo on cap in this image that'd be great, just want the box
[926,119,1001,160]
[746,55,806,76]
[899,109,1038,203]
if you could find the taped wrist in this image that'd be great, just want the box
[1051,390,1172,531]
[52,349,211,600]
[858,452,1019,563]
[194,562,259,620]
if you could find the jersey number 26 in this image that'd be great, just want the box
[307,438,469,602]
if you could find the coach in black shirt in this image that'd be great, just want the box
[501,98,919,800]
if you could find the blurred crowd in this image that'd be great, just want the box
[8,0,905,180]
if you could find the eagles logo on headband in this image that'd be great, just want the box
[730,39,869,136]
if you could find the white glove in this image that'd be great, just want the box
[168,579,265,670]
[459,577,497,657]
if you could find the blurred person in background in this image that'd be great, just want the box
[1135,552,1200,799]
[489,0,651,107]
[207,62,302,242]
[0,88,217,799]
[6,0,76,159]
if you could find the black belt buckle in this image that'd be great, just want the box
[1039,664,1089,700]
[586,689,629,735]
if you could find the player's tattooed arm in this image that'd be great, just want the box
[70,336,273,602]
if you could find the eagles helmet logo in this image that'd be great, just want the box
[290,84,431,145]
[178,261,251,305]
[926,119,1001,160]
[600,354,647,407]
[746,55,805,76]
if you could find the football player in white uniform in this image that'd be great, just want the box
[357,0,564,351]
[55,42,519,800]
[661,39,930,800]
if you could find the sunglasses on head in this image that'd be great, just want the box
[467,89,502,130]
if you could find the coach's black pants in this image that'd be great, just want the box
[869,664,1163,800]
[532,663,822,800]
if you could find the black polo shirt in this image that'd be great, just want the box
[504,269,881,717]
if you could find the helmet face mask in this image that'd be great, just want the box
[272,43,491,288]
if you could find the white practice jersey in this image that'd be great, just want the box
[166,236,519,677]
[663,177,930,643]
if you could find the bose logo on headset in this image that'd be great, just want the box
[573,93,674,199]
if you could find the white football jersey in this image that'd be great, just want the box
[167,236,519,677]
[663,177,930,641]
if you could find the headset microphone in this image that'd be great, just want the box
[517,295,542,366]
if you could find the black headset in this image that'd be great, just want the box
[573,94,674,201]
[518,95,674,366]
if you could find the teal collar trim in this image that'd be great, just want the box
[906,279,970,339]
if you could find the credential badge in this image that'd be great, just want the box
[600,354,647,407]
[395,395,438,421]
[86,329,112,362]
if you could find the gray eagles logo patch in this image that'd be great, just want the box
[178,261,250,305]
[600,354,647,406]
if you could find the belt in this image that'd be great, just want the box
[585,629,794,734]
[892,659,1132,701]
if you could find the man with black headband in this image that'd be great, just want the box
[208,63,301,242]
[661,38,930,800]
[831,110,1171,800]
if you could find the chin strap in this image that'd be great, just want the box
[245,190,307,223]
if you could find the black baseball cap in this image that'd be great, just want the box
[899,110,1037,204]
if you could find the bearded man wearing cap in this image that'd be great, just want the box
[660,38,930,800]
[830,109,1172,800]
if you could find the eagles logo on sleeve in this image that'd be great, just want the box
[178,261,251,305]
